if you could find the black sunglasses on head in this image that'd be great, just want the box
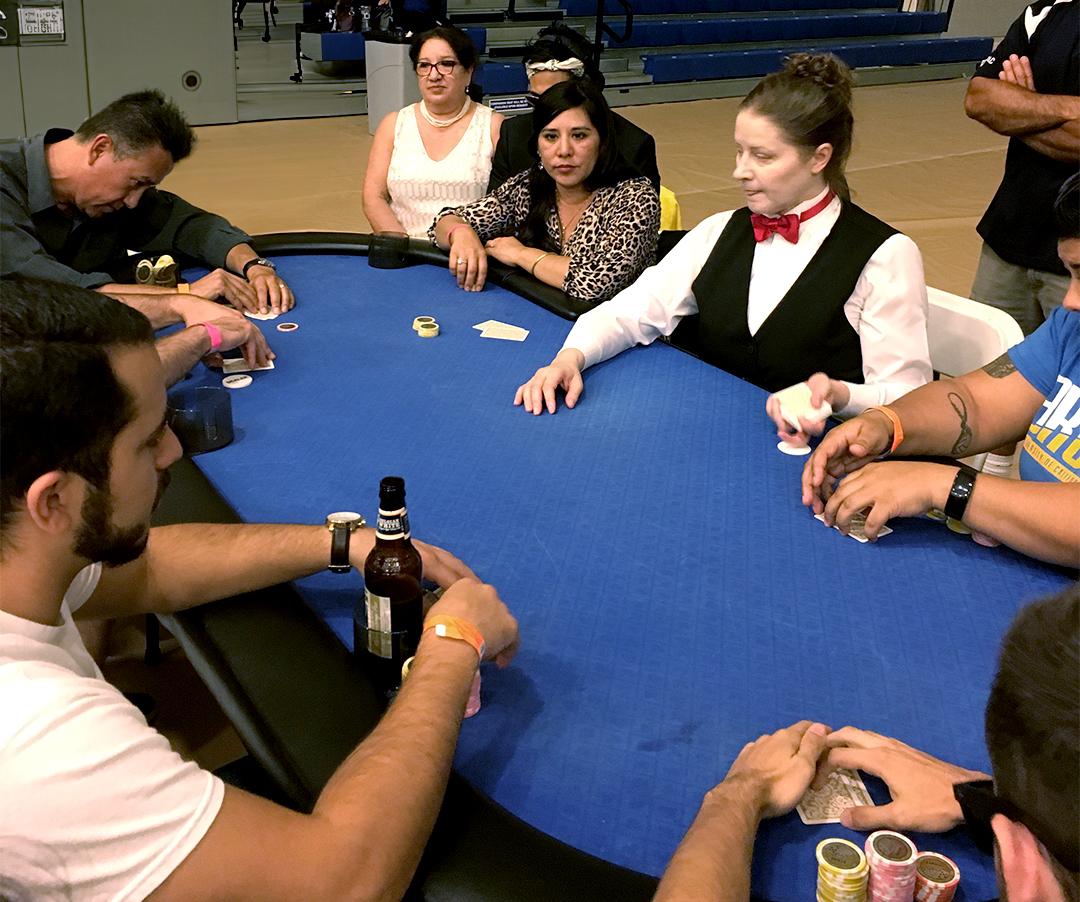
[954,780,1079,873]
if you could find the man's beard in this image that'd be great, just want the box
[73,471,170,567]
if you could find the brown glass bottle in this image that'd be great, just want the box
[356,476,424,698]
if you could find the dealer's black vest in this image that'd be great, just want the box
[687,202,898,393]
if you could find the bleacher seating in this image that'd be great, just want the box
[641,35,992,84]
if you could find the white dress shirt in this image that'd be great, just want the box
[562,188,933,416]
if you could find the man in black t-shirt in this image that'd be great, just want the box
[964,0,1079,335]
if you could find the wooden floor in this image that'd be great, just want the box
[139,75,1007,771]
[163,76,1005,296]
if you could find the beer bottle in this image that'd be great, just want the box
[357,476,424,697]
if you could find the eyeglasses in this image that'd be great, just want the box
[954,780,1079,872]
[416,60,459,77]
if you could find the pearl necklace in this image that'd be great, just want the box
[418,98,471,128]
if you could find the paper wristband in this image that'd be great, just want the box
[868,405,904,455]
[423,614,486,660]
[201,321,223,352]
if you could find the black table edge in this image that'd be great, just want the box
[251,231,599,321]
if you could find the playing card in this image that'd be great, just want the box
[772,381,833,431]
[472,320,499,331]
[244,311,281,321]
[814,512,893,542]
[222,357,276,374]
[480,323,529,341]
[797,768,874,825]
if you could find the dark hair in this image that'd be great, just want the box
[0,279,154,546]
[75,89,195,163]
[740,53,855,201]
[986,587,1080,897]
[522,22,604,90]
[1054,172,1080,241]
[409,25,478,72]
[519,80,625,252]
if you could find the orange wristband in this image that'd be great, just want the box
[423,614,486,660]
[868,405,904,455]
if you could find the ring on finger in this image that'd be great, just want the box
[456,257,464,267]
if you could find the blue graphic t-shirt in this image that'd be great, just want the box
[1011,307,1080,482]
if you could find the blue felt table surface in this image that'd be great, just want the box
[183,254,1071,901]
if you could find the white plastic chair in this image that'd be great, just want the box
[926,286,1026,474]
[926,286,1025,377]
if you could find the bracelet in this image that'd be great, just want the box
[867,406,904,455]
[445,224,469,248]
[423,614,486,661]
[529,252,550,277]
[201,321,223,352]
[944,464,979,522]
[177,283,190,294]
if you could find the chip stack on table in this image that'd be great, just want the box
[865,831,918,901]
[413,315,439,338]
[913,852,960,902]
[816,838,869,901]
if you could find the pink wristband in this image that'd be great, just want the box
[201,321,223,352]
[446,223,469,247]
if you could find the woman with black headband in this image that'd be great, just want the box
[487,23,660,193]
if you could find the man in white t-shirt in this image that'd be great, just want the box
[0,277,519,899]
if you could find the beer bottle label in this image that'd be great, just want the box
[375,507,410,540]
[364,588,393,658]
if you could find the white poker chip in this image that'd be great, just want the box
[222,374,253,389]
[776,440,811,456]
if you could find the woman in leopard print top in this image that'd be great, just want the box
[430,80,659,305]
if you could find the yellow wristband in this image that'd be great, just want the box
[529,252,550,277]
[177,283,190,294]
[423,614,486,660]
[867,406,904,455]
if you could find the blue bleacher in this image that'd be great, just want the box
[560,0,895,14]
[615,11,947,47]
[639,35,993,83]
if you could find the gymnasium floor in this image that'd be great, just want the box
[116,74,1007,769]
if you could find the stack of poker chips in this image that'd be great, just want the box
[913,852,961,902]
[816,838,869,901]
[864,830,918,900]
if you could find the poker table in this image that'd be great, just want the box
[162,233,1073,902]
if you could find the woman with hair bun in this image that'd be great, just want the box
[514,53,933,436]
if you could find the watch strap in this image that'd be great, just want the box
[944,464,978,522]
[242,257,275,279]
[329,522,352,572]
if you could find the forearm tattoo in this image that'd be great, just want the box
[982,352,1017,378]
[948,392,973,456]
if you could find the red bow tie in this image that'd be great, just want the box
[749,191,835,244]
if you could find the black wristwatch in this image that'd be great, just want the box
[242,257,276,280]
[326,511,365,573]
[944,463,979,522]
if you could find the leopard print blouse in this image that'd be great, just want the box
[430,169,659,303]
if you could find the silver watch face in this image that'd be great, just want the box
[327,511,364,528]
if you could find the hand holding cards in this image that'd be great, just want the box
[773,380,833,432]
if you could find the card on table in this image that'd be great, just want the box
[473,320,529,341]
[797,768,874,825]
[814,511,893,542]
[222,357,276,374]
[244,311,281,321]
[772,381,833,431]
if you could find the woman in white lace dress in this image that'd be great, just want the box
[363,26,503,238]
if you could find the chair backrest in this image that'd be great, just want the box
[926,287,1025,377]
